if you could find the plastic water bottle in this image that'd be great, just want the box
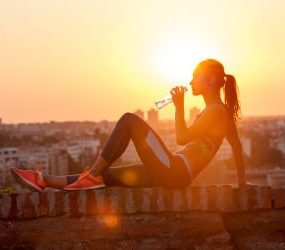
[154,84,189,110]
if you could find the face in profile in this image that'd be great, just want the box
[189,69,214,96]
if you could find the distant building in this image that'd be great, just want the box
[49,149,69,176]
[225,167,285,188]
[215,139,232,160]
[0,147,19,167]
[57,139,100,162]
[189,106,200,125]
[147,108,159,130]
[134,109,144,120]
[241,136,252,157]
[120,141,141,163]
[78,147,97,169]
[277,138,285,154]
[0,147,19,186]
[17,123,43,135]
[215,136,251,161]
[18,149,50,174]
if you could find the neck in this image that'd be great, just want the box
[202,91,223,107]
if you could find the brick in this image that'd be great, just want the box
[85,189,97,215]
[47,191,56,216]
[247,185,260,211]
[21,192,38,219]
[77,190,87,215]
[157,187,176,213]
[205,185,218,211]
[185,185,193,210]
[171,188,187,212]
[141,187,154,212]
[0,194,11,219]
[104,186,126,214]
[68,191,81,217]
[199,186,208,210]
[124,188,135,214]
[85,188,118,215]
[232,187,248,211]
[149,187,160,213]
[94,188,113,214]
[274,188,285,208]
[257,186,272,209]
[188,186,208,210]
[160,188,172,212]
[38,191,49,217]
[216,185,235,213]
[8,193,18,219]
[54,191,65,216]
[132,187,145,213]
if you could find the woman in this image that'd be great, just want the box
[12,58,247,191]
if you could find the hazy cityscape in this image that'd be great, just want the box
[1,107,285,192]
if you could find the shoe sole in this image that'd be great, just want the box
[64,184,106,191]
[11,168,43,192]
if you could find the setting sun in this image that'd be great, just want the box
[152,37,221,84]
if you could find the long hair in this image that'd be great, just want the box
[195,59,241,122]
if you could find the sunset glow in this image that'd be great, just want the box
[1,1,285,123]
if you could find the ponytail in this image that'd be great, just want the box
[195,58,241,122]
[223,74,241,122]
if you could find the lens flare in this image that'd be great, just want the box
[102,214,119,228]
[120,169,139,186]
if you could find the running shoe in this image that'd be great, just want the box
[11,167,47,192]
[64,169,106,191]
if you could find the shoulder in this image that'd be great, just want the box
[202,104,228,119]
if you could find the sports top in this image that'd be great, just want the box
[174,105,226,179]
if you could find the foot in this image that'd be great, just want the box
[64,170,106,191]
[11,167,47,192]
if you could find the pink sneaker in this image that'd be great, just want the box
[11,167,47,192]
[64,169,106,191]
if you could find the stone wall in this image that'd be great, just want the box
[1,185,285,249]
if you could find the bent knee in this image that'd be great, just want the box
[120,112,140,123]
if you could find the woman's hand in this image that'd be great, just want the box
[170,86,187,109]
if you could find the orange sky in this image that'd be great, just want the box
[1,1,285,123]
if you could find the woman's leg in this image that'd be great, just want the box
[43,174,80,189]
[43,163,151,189]
[89,112,191,187]
[102,163,152,187]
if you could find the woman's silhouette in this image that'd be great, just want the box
[12,58,247,191]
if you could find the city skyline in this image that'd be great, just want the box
[1,110,285,125]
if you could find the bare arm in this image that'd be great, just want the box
[175,104,189,145]
[226,120,246,186]
[171,85,226,145]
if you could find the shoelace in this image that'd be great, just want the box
[77,149,101,181]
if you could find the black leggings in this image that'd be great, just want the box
[99,112,192,188]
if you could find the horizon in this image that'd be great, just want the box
[2,113,285,126]
[1,1,285,123]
